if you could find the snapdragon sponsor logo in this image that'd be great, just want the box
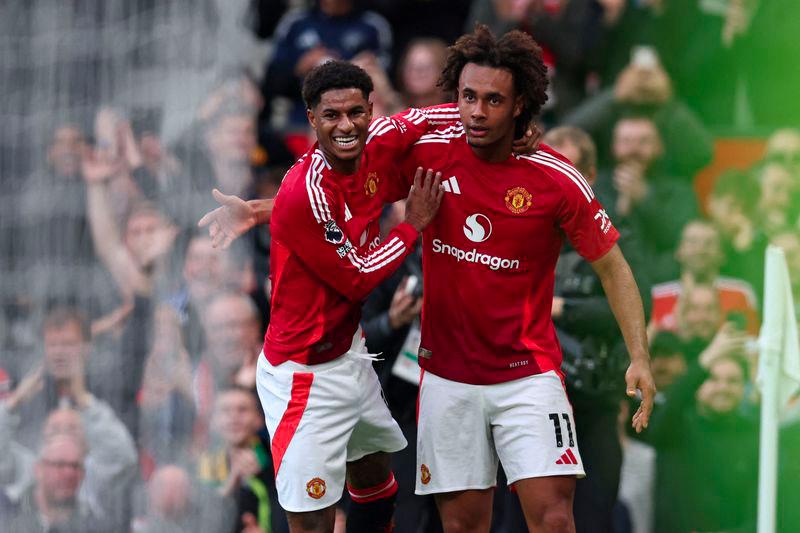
[431,239,520,271]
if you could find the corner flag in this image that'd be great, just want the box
[757,245,800,533]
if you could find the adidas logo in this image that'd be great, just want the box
[441,176,461,194]
[555,449,579,465]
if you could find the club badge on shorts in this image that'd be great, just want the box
[306,477,327,499]
[420,464,432,485]
[504,186,532,214]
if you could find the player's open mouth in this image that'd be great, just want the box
[333,135,358,148]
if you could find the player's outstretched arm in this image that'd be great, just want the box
[590,244,656,433]
[198,189,275,249]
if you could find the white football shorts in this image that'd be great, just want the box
[416,369,585,495]
[256,331,407,512]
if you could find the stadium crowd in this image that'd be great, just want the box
[0,0,799,532]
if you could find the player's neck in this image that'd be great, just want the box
[468,133,514,163]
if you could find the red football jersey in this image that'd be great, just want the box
[265,107,458,366]
[397,127,619,384]
[650,278,759,335]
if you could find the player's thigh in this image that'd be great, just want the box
[490,371,585,485]
[346,359,407,479]
[416,371,498,495]
[285,505,337,533]
[513,476,576,533]
[346,451,392,489]
[256,355,358,513]
[434,488,494,533]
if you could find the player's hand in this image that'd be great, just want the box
[198,189,259,249]
[404,168,443,232]
[512,123,543,155]
[625,357,656,433]
[5,365,44,412]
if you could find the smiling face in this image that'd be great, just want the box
[307,88,372,174]
[697,357,745,415]
[457,63,522,161]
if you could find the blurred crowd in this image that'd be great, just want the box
[0,0,799,532]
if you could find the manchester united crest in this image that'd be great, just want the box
[504,186,533,214]
[420,464,431,485]
[365,172,379,197]
[306,477,327,499]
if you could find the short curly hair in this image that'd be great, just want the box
[438,25,548,131]
[302,60,374,109]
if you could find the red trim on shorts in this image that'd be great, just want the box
[347,472,399,503]
[271,372,314,476]
[416,369,425,425]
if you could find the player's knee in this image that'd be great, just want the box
[440,507,491,533]
[540,505,573,533]
[286,507,336,533]
[441,516,488,533]
[346,451,391,488]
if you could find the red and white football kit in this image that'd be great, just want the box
[393,126,620,493]
[256,106,459,512]
[650,278,759,335]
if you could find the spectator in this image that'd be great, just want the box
[9,307,92,449]
[136,464,234,533]
[594,115,698,284]
[192,293,262,447]
[647,331,687,397]
[756,162,798,238]
[707,169,768,299]
[649,220,759,335]
[264,0,393,132]
[396,38,450,109]
[168,101,261,229]
[765,128,800,170]
[646,349,758,533]
[195,386,286,533]
[465,0,617,121]
[1,434,105,532]
[563,54,713,177]
[83,136,179,438]
[673,284,724,359]
[139,304,196,468]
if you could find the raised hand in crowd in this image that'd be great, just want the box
[699,322,751,370]
[613,160,648,216]
[141,305,194,409]
[5,365,44,412]
[614,57,672,106]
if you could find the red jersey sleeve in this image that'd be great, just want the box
[371,104,461,203]
[277,172,419,302]
[545,148,619,261]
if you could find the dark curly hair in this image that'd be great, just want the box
[301,60,374,109]
[438,25,548,132]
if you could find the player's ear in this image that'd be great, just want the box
[513,96,523,119]
[306,107,317,130]
[367,101,374,121]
